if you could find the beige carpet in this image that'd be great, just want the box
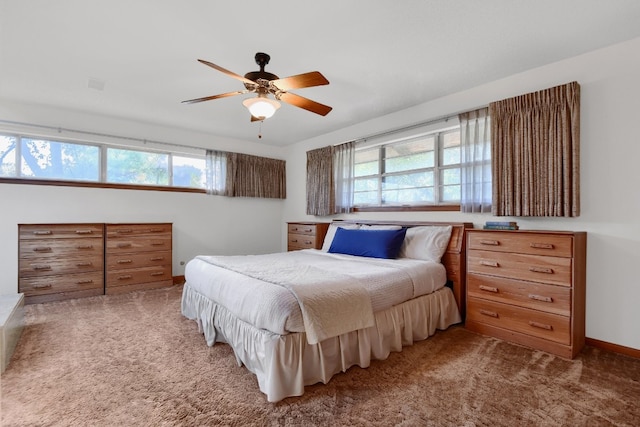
[1,285,639,427]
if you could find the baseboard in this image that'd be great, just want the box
[172,275,185,285]
[586,337,640,359]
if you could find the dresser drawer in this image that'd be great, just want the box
[106,223,171,238]
[287,223,319,236]
[19,271,104,296]
[106,265,172,288]
[467,249,572,287]
[106,251,171,271]
[467,297,570,345]
[19,237,104,260]
[105,235,172,254]
[467,273,571,317]
[19,224,103,240]
[288,234,319,250]
[19,254,104,278]
[468,231,573,258]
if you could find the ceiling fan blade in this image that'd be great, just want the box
[181,90,249,104]
[250,115,262,122]
[271,71,329,91]
[278,92,332,116]
[197,59,257,87]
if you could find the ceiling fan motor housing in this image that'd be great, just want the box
[244,52,278,89]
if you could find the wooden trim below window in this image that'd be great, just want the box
[354,204,460,213]
[0,177,205,194]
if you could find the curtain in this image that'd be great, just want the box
[306,146,334,216]
[226,153,286,199]
[333,141,355,214]
[459,107,492,213]
[205,149,227,195]
[490,82,580,217]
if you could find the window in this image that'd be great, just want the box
[0,132,207,191]
[353,126,461,207]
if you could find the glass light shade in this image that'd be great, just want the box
[242,96,281,119]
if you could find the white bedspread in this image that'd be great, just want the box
[194,252,375,345]
[185,249,447,341]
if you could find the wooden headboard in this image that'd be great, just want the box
[331,220,473,319]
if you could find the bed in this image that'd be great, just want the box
[181,220,472,402]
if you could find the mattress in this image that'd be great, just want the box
[184,249,447,336]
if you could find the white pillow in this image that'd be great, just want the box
[321,223,360,251]
[359,224,403,230]
[399,225,453,262]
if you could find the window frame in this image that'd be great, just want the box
[0,132,208,193]
[353,125,461,212]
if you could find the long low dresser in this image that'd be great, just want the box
[18,223,172,304]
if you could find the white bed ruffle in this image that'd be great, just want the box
[181,282,461,402]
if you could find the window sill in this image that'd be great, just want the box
[354,204,460,213]
[0,177,206,194]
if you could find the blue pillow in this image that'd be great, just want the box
[328,227,407,259]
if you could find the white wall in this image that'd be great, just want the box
[0,102,286,295]
[283,37,640,351]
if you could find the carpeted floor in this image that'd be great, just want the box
[1,285,639,426]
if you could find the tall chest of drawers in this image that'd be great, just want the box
[287,222,330,251]
[105,223,173,294]
[18,224,105,304]
[465,230,586,359]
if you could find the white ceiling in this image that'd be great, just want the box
[2,1,640,147]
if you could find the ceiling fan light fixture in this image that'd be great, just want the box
[242,96,281,120]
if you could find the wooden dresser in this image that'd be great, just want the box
[287,222,330,251]
[18,224,105,304]
[465,229,586,359]
[105,223,173,295]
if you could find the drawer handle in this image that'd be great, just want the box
[151,242,165,246]
[479,285,499,293]
[150,272,165,277]
[480,309,499,318]
[33,246,52,252]
[303,228,313,233]
[480,260,499,267]
[529,266,553,274]
[116,229,133,234]
[117,259,133,264]
[76,262,93,267]
[530,243,554,249]
[117,243,132,248]
[479,240,499,246]
[117,275,133,280]
[150,256,164,261]
[528,294,553,303]
[529,321,553,331]
[304,240,313,245]
[33,230,52,235]
[75,229,94,235]
[77,245,94,250]
[33,284,53,289]
[292,227,299,231]
[291,239,298,243]
[33,264,52,271]
[77,279,94,285]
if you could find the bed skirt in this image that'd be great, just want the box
[181,283,461,402]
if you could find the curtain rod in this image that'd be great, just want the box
[0,119,204,151]
[338,105,488,146]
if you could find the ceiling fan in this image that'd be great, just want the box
[182,52,332,121]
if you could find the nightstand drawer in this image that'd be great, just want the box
[467,297,570,345]
[288,234,318,250]
[468,249,572,287]
[287,223,319,236]
[468,231,573,258]
[467,273,571,317]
